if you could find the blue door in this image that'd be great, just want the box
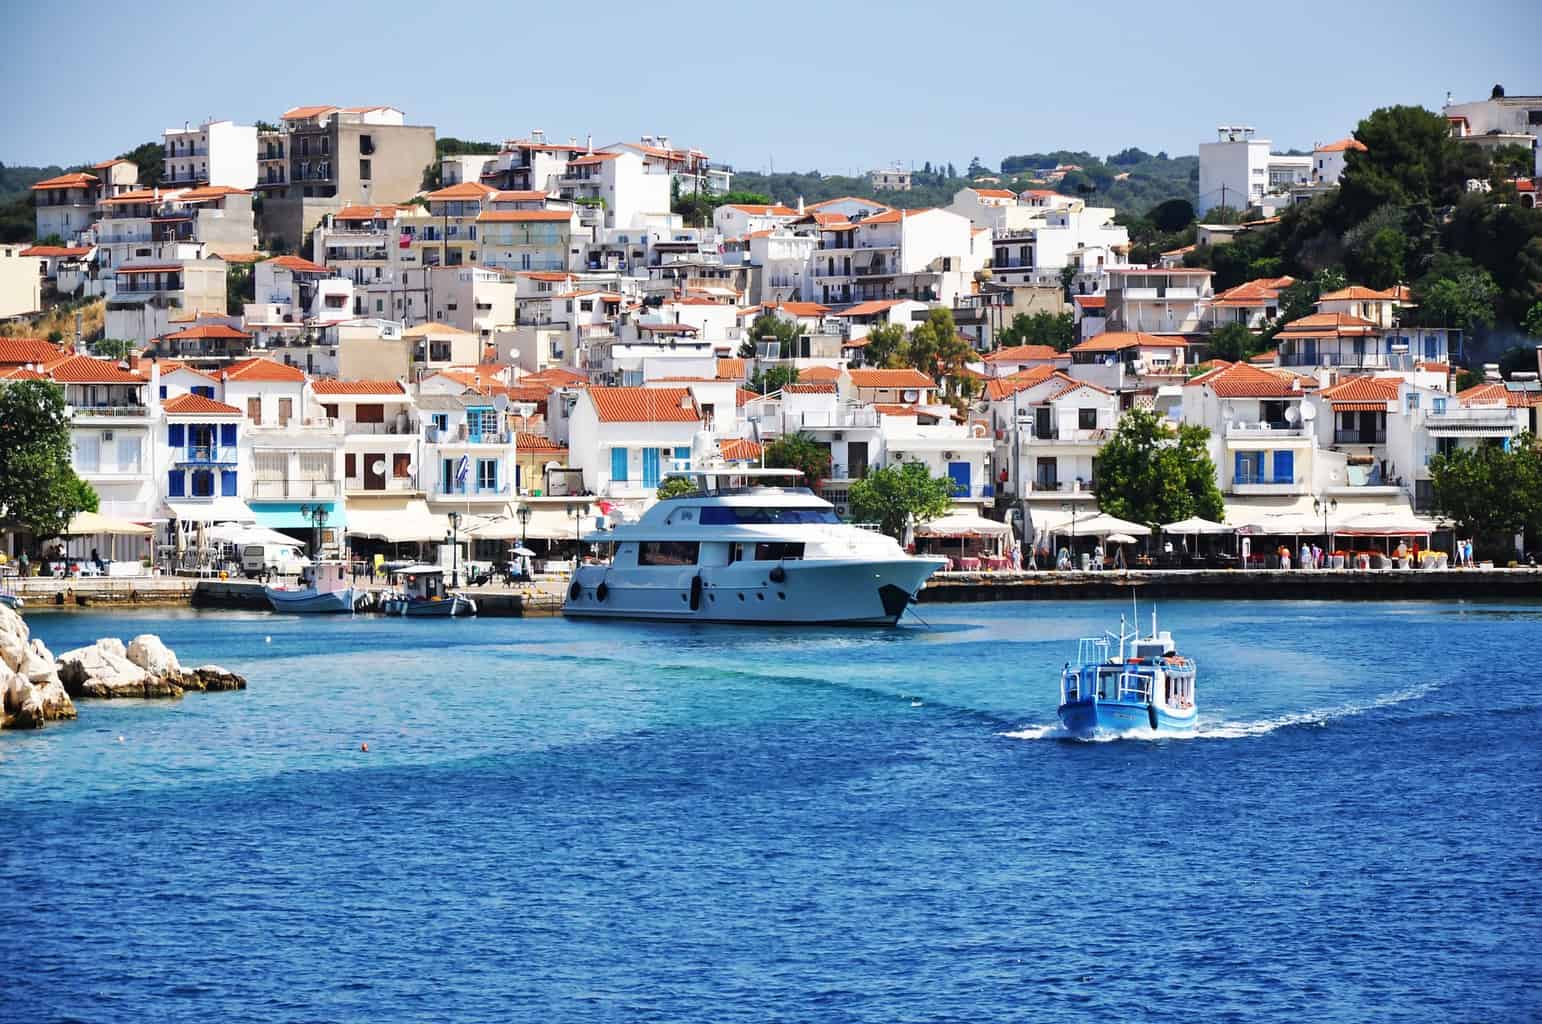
[611,447,628,483]
[642,447,661,488]
[1272,450,1294,485]
[947,461,971,497]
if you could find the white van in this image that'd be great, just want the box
[242,543,311,579]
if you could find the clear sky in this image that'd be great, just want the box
[5,0,1538,173]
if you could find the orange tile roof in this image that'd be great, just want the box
[266,254,331,275]
[1457,382,1539,408]
[588,386,700,423]
[310,379,407,395]
[0,338,67,364]
[19,245,91,258]
[744,301,831,319]
[1070,331,1183,353]
[983,365,1058,401]
[836,299,905,318]
[161,324,250,341]
[156,361,218,381]
[99,190,168,206]
[0,367,48,381]
[282,105,339,120]
[476,209,572,222]
[1415,361,1451,374]
[1073,295,1107,308]
[163,392,242,416]
[176,185,250,201]
[523,367,588,386]
[1317,137,1368,153]
[1321,376,1400,403]
[30,172,97,191]
[806,196,890,212]
[718,438,762,461]
[516,431,566,452]
[873,404,920,417]
[1275,312,1380,337]
[724,204,798,216]
[425,181,495,201]
[335,204,408,220]
[223,357,306,382]
[496,384,553,404]
[984,344,1060,363]
[847,368,935,389]
[1214,276,1296,306]
[568,152,622,166]
[783,382,837,394]
[490,190,550,203]
[1187,362,1302,398]
[716,358,747,380]
[518,271,578,282]
[971,188,1017,199]
[1317,286,1397,302]
[736,387,758,406]
[796,365,843,383]
[45,354,144,384]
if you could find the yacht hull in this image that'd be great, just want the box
[379,595,477,618]
[564,558,940,626]
[1058,697,1198,737]
[264,586,360,614]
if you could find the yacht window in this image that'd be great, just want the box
[699,507,839,525]
[753,542,805,561]
[638,541,699,566]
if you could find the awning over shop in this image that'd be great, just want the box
[62,511,153,537]
[914,512,1011,538]
[249,500,345,530]
[167,498,257,523]
[469,504,589,541]
[1072,513,1152,538]
[1229,494,1436,536]
[345,496,449,543]
[1161,516,1233,535]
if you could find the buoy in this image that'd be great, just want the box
[360,742,369,752]
[911,699,923,708]
[264,636,272,643]
[116,735,125,743]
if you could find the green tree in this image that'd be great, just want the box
[226,261,254,316]
[0,381,97,551]
[749,365,799,395]
[1337,105,1467,222]
[1203,205,1245,225]
[1148,198,1195,233]
[117,141,165,188]
[902,307,971,394]
[1523,301,1542,339]
[741,311,799,359]
[1206,322,1260,362]
[997,311,1075,351]
[1411,255,1498,334]
[848,462,953,540]
[655,476,698,500]
[1268,267,1348,337]
[763,432,831,493]
[88,338,134,360]
[1429,438,1540,557]
[1094,408,1223,529]
[1342,204,1409,289]
[862,322,906,368]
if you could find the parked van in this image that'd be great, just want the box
[242,543,311,579]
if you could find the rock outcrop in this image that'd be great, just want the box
[0,604,75,729]
[55,634,246,703]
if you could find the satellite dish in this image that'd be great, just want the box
[1300,404,1318,422]
[902,389,919,403]
[1284,405,1300,425]
[371,459,387,475]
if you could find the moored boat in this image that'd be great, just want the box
[264,561,362,614]
[378,565,477,618]
[1057,610,1197,736]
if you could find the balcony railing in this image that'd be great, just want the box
[175,445,237,466]
[71,403,149,417]
[434,482,512,497]
[425,426,513,444]
[1333,430,1387,445]
[1233,472,1299,486]
[1225,422,1310,438]
[250,479,341,499]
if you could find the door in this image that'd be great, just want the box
[947,461,971,497]
[848,441,869,479]
[642,447,661,488]
[364,455,385,491]
[1036,457,1057,490]
[278,398,292,426]
[1034,407,1052,439]
[246,397,262,424]
[441,458,456,495]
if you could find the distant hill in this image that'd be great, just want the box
[733,148,1197,217]
[0,163,69,243]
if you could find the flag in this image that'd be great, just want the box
[455,455,471,488]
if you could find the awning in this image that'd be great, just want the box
[469,504,586,541]
[1333,508,1443,537]
[167,498,256,523]
[1161,516,1233,535]
[204,524,305,548]
[1229,494,1433,536]
[249,500,346,530]
[62,511,153,537]
[914,512,1011,538]
[1072,513,1152,538]
[1331,401,1390,412]
[345,496,450,543]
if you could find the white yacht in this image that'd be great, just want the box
[564,465,944,626]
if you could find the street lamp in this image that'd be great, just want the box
[567,503,582,556]
[447,510,462,587]
[299,503,329,558]
[1314,496,1337,567]
[1061,501,1079,569]
[517,503,532,549]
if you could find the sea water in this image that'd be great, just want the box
[1,601,1537,1022]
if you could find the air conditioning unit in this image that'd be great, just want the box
[102,430,115,441]
[832,431,843,440]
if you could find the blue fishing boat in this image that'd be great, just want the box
[264,561,362,614]
[1058,609,1197,736]
[378,565,477,618]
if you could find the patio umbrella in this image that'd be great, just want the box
[511,547,537,557]
[1160,516,1232,535]
[1105,532,1138,545]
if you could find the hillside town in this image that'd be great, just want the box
[1,88,1541,573]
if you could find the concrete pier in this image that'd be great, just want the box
[14,577,197,608]
[918,567,1542,602]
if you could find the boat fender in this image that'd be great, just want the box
[569,580,582,600]
[769,564,787,583]
[596,582,608,602]
[689,574,703,611]
[1148,703,1159,732]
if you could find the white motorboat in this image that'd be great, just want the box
[264,560,362,614]
[564,465,945,626]
[378,565,477,618]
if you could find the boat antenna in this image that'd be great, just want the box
[1131,588,1139,642]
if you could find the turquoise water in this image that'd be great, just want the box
[2,601,1538,1022]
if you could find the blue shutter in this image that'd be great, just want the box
[168,423,185,447]
[194,386,215,399]
[1234,451,1246,485]
[1273,450,1294,484]
[220,423,237,447]
[947,461,971,496]
[611,447,628,482]
[221,470,237,497]
[642,447,661,488]
[159,386,167,399]
[674,445,690,468]
[167,470,184,497]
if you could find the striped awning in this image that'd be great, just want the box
[1331,401,1389,412]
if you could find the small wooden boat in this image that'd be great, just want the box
[264,561,361,614]
[378,565,477,618]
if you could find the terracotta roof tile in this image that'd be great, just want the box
[1070,331,1184,353]
[1187,362,1302,398]
[30,172,97,191]
[477,209,572,222]
[718,438,762,461]
[847,368,934,389]
[0,338,67,365]
[783,382,836,394]
[836,299,905,318]
[45,354,144,384]
[796,365,843,383]
[1275,312,1380,337]
[163,392,242,416]
[1321,376,1400,403]
[587,386,700,423]
[1316,137,1368,154]
[161,324,250,341]
[1317,286,1398,302]
[523,367,588,386]
[222,357,306,382]
[265,254,331,275]
[425,181,495,200]
[984,344,1060,363]
[715,358,747,380]
[310,379,407,395]
[335,204,408,221]
[516,431,566,452]
[983,365,1058,401]
[19,245,91,258]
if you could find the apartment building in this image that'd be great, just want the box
[105,259,228,344]
[1272,286,1456,371]
[1444,88,1542,174]
[556,149,671,232]
[52,355,159,521]
[810,207,978,306]
[30,172,101,242]
[1102,267,1215,335]
[0,244,44,318]
[162,119,258,190]
[1198,126,1313,216]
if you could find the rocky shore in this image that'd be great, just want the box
[0,604,245,730]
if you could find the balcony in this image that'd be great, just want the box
[1025,478,1096,496]
[1333,430,1386,445]
[786,408,880,430]
[1021,428,1110,447]
[433,481,512,499]
[70,403,150,419]
[425,426,513,444]
[1230,471,1304,495]
[1225,422,1311,439]
[250,479,341,499]
[1425,407,1518,438]
[174,445,238,467]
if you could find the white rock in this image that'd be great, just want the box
[126,634,182,678]
[57,639,152,697]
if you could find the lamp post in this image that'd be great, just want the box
[567,503,582,557]
[1314,496,1337,567]
[517,503,532,550]
[1061,501,1078,569]
[447,510,462,588]
[299,503,329,559]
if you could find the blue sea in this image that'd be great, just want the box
[1,601,1538,1023]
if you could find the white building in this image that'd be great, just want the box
[53,355,160,521]
[1444,89,1542,173]
[1198,126,1313,216]
[249,254,354,327]
[1311,138,1366,185]
[0,244,44,318]
[567,385,704,497]
[163,119,258,191]
[869,166,912,192]
[810,207,979,306]
[557,150,671,232]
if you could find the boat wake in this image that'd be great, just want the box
[1000,682,1439,743]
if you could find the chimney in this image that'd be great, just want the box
[797,195,805,214]
[586,133,593,155]
[148,359,162,414]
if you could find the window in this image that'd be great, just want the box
[638,540,699,566]
[1405,392,1419,411]
[698,507,839,525]
[247,397,262,423]
[476,458,497,490]
[191,469,215,497]
[393,453,412,478]
[753,542,805,561]
[168,470,185,497]
[1078,408,1097,430]
[611,446,629,482]
[1433,397,1447,414]
[355,403,385,423]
